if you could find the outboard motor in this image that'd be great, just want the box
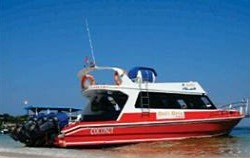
[10,112,69,147]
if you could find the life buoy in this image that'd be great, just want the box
[114,71,122,85]
[81,74,96,89]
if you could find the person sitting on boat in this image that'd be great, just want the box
[108,96,120,111]
[56,111,69,129]
[75,114,82,122]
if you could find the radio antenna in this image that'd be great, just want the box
[85,19,96,65]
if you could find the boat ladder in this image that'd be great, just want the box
[138,74,150,116]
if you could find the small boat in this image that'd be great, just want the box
[0,128,9,134]
[11,65,248,147]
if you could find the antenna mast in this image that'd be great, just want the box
[85,19,96,65]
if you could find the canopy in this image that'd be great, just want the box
[128,66,157,82]
[25,105,81,113]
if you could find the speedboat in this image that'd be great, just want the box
[54,65,246,147]
[10,65,247,147]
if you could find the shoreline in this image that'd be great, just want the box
[0,152,58,158]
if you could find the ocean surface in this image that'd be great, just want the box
[0,126,249,158]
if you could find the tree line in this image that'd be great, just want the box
[0,113,28,130]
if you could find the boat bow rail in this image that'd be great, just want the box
[219,99,249,117]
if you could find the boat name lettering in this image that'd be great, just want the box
[90,127,114,135]
[157,111,185,119]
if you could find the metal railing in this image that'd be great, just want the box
[219,98,249,117]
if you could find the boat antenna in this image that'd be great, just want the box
[85,19,96,66]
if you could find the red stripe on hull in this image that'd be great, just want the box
[55,117,241,147]
[61,110,242,134]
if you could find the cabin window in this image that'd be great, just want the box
[135,92,216,109]
[177,99,188,109]
[83,90,128,121]
[201,96,213,108]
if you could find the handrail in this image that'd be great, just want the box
[219,98,249,117]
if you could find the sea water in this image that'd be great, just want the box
[0,124,249,158]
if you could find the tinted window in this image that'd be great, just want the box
[135,92,216,109]
[177,99,188,109]
[83,90,128,121]
[91,91,128,112]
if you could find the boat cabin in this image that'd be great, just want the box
[78,66,217,122]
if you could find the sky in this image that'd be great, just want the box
[0,0,249,115]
